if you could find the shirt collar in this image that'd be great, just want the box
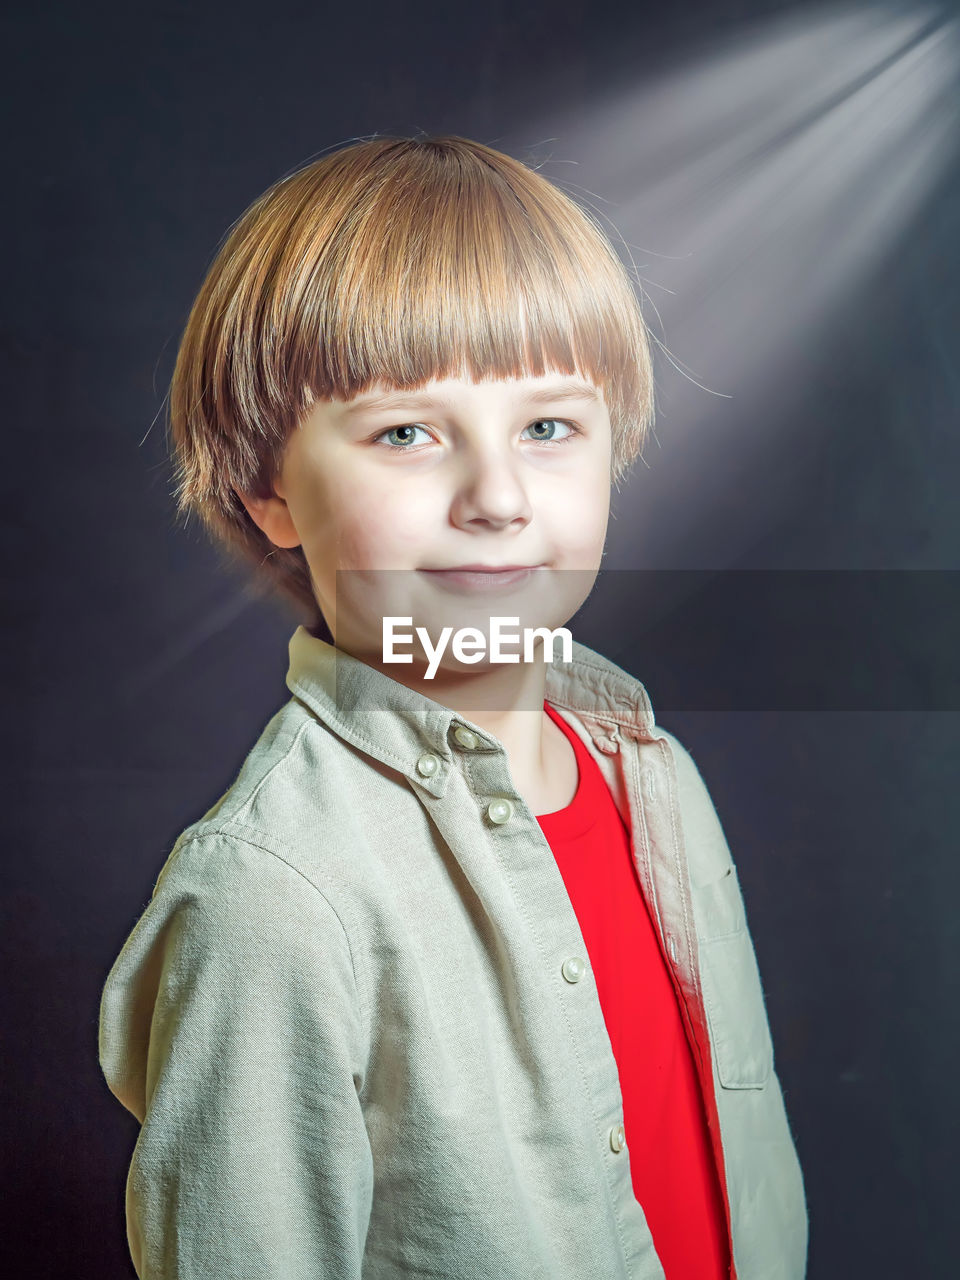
[285,624,659,797]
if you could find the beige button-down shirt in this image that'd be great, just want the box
[99,627,808,1278]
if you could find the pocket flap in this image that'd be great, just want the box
[699,929,775,1089]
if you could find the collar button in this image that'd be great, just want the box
[416,752,441,778]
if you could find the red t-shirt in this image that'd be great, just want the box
[536,701,733,1280]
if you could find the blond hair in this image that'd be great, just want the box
[168,134,655,625]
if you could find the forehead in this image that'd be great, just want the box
[338,373,606,417]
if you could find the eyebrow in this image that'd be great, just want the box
[342,380,603,416]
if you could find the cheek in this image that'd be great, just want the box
[552,473,610,549]
[330,480,436,568]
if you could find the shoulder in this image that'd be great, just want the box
[648,724,742,889]
[112,689,371,987]
[105,696,390,1022]
[175,695,321,840]
[167,694,372,893]
[653,725,710,802]
[144,695,374,982]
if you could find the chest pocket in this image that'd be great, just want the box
[692,863,775,1089]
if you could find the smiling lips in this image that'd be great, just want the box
[418,564,544,592]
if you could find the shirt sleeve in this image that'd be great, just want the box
[98,827,374,1279]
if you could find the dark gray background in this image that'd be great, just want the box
[3,0,958,1275]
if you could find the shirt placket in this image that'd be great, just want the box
[417,720,668,1280]
[613,728,738,1280]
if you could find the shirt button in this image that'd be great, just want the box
[561,956,586,983]
[416,752,441,778]
[610,1123,626,1153]
[453,726,480,750]
[486,797,514,825]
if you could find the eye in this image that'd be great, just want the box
[522,419,578,444]
[375,423,433,451]
[373,417,580,453]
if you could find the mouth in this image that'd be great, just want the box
[418,564,545,591]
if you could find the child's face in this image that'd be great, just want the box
[246,371,613,653]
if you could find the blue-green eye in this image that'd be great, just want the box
[522,419,576,443]
[378,424,432,450]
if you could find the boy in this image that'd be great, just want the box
[99,135,807,1279]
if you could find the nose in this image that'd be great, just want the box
[448,448,533,533]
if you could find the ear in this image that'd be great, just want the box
[233,483,302,549]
